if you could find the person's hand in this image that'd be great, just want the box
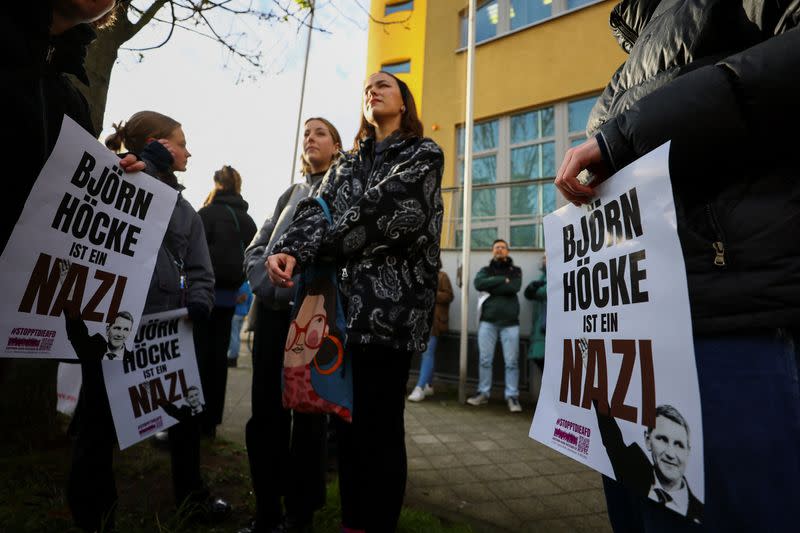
[555,137,611,206]
[118,153,146,173]
[267,253,296,288]
[157,399,192,422]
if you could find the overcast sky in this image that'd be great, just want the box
[101,1,370,227]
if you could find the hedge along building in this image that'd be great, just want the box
[367,0,625,397]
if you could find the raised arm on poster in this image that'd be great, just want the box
[0,116,177,359]
[102,308,205,450]
[529,143,704,524]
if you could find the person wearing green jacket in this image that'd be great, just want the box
[467,239,523,412]
[524,254,547,402]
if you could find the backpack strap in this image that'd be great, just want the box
[223,204,245,254]
[314,197,332,225]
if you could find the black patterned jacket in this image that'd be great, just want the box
[272,134,444,352]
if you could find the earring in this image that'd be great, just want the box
[401,106,406,113]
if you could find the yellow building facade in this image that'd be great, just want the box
[367,0,626,250]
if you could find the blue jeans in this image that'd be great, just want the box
[477,322,519,399]
[228,315,245,360]
[603,331,800,532]
[416,336,437,388]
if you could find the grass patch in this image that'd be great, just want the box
[0,432,471,533]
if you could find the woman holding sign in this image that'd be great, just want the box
[554,2,800,531]
[267,72,444,532]
[66,110,229,532]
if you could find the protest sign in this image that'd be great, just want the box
[530,144,704,522]
[57,362,82,416]
[104,308,204,450]
[0,116,176,359]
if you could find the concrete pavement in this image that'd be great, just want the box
[220,334,612,532]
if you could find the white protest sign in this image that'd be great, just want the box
[104,308,204,450]
[57,362,82,416]
[0,116,176,359]
[530,144,704,523]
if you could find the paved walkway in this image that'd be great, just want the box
[220,336,611,532]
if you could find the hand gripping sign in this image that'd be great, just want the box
[0,116,176,359]
[530,144,705,524]
[103,308,204,449]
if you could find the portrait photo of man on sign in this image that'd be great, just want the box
[594,401,703,524]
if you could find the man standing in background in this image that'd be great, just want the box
[468,239,523,413]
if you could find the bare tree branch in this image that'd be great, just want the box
[128,0,171,38]
[123,1,176,52]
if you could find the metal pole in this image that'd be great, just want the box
[289,1,315,186]
[458,0,477,404]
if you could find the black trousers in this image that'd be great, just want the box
[336,345,412,532]
[68,370,205,531]
[245,304,328,528]
[67,392,117,533]
[195,305,235,431]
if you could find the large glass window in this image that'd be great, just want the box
[567,0,598,10]
[568,95,596,146]
[460,0,500,47]
[510,0,552,30]
[446,96,598,249]
[460,0,601,46]
[385,1,414,16]
[381,60,411,75]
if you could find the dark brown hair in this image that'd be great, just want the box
[300,117,342,175]
[353,72,423,150]
[203,165,243,207]
[105,111,181,155]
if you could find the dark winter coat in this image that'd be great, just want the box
[524,271,547,360]
[143,175,215,318]
[588,0,800,333]
[474,258,522,327]
[2,3,96,251]
[198,192,257,290]
[272,135,444,353]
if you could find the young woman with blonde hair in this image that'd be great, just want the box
[268,73,444,532]
[240,117,342,533]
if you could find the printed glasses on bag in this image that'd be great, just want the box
[286,314,327,350]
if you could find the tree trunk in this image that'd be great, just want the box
[72,23,129,135]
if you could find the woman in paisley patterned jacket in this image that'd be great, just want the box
[268,71,444,532]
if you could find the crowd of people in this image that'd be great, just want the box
[6,1,800,533]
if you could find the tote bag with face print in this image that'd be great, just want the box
[282,198,353,422]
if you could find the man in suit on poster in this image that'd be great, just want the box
[595,402,703,524]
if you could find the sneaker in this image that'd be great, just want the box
[507,397,522,413]
[408,386,426,402]
[466,392,489,406]
[422,384,434,397]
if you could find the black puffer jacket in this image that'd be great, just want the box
[2,3,96,251]
[198,192,257,290]
[272,135,444,352]
[588,0,800,333]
